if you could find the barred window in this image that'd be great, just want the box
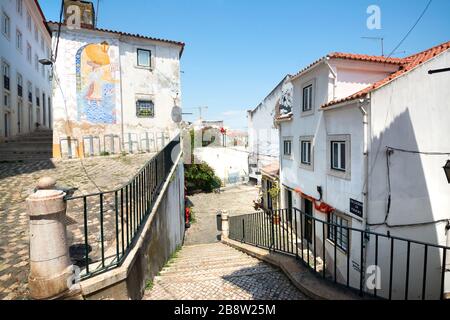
[136,100,154,118]
[328,212,349,252]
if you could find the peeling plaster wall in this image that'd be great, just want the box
[51,27,182,158]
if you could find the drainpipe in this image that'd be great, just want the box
[118,36,125,151]
[359,97,370,280]
[325,57,337,100]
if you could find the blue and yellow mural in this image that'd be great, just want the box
[76,41,118,124]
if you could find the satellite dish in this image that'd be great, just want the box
[171,106,182,123]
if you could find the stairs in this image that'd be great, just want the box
[0,129,53,162]
[144,242,307,300]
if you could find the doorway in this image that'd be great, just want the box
[17,100,22,134]
[4,113,10,138]
[266,180,273,211]
[28,105,32,131]
[286,189,293,221]
[303,198,313,244]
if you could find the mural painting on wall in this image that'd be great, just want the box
[76,41,118,124]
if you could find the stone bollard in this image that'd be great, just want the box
[26,177,72,299]
[221,210,229,240]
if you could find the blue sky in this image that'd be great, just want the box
[39,0,450,130]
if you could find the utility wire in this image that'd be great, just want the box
[387,146,450,156]
[386,0,433,59]
[53,0,64,62]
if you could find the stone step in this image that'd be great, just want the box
[160,258,260,274]
[155,265,276,283]
[171,253,250,264]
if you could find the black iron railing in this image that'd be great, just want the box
[229,209,450,300]
[65,135,181,279]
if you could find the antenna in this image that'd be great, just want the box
[361,37,385,56]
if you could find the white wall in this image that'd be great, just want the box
[248,77,291,183]
[194,146,249,186]
[0,0,52,140]
[366,49,450,299]
[51,25,182,157]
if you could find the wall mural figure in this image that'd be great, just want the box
[76,41,118,124]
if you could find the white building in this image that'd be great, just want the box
[277,41,450,299]
[1,0,52,140]
[48,0,184,158]
[247,75,292,184]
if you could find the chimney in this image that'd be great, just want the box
[64,0,96,29]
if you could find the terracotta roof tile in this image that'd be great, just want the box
[322,40,450,108]
[261,162,279,178]
[47,21,185,56]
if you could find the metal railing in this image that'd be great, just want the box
[229,208,450,300]
[65,135,181,279]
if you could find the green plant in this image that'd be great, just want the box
[189,208,197,224]
[100,151,110,156]
[145,279,154,290]
[184,162,222,193]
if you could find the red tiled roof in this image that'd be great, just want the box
[261,162,279,178]
[322,40,450,108]
[47,21,185,56]
[290,52,404,80]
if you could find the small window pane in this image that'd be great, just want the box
[136,100,154,117]
[341,143,346,170]
[137,49,151,67]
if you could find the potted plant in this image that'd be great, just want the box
[268,181,280,224]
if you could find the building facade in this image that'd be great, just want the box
[0,0,52,141]
[247,75,292,184]
[277,42,450,299]
[48,1,184,158]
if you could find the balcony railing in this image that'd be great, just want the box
[65,135,181,280]
[229,209,450,300]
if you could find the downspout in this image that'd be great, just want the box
[359,97,370,279]
[325,57,337,100]
[118,36,125,151]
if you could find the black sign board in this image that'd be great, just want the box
[350,199,363,218]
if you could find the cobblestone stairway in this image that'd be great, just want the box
[144,242,308,300]
[0,129,53,162]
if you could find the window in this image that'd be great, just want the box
[35,88,40,106]
[327,135,351,179]
[26,11,31,31]
[34,24,38,42]
[136,100,154,117]
[137,49,151,67]
[27,81,32,103]
[35,54,39,71]
[17,73,23,97]
[328,212,349,252]
[17,0,23,16]
[2,11,10,38]
[16,29,23,52]
[331,141,346,171]
[40,34,44,51]
[27,43,32,63]
[283,139,292,157]
[301,140,312,165]
[302,84,313,112]
[2,61,10,91]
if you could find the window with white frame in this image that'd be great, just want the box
[283,139,292,157]
[331,140,346,171]
[302,84,313,112]
[26,11,31,31]
[34,24,38,42]
[2,61,10,91]
[137,49,151,67]
[300,140,312,165]
[17,73,23,97]
[40,34,44,51]
[327,212,350,252]
[17,0,23,16]
[327,134,351,179]
[2,11,10,39]
[35,88,40,106]
[16,29,23,52]
[27,43,32,63]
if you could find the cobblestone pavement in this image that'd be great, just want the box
[144,243,308,300]
[184,184,259,245]
[0,154,153,300]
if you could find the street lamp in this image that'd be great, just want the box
[38,58,53,66]
[443,160,450,184]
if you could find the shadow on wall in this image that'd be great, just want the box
[0,160,56,180]
[367,108,443,300]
